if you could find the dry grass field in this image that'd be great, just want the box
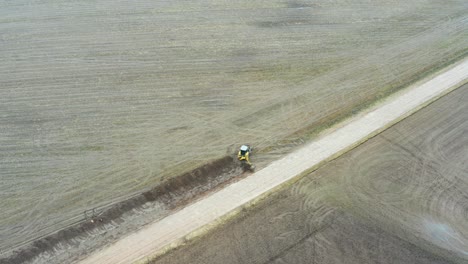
[0,0,467,261]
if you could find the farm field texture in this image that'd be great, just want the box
[151,84,468,264]
[0,0,467,260]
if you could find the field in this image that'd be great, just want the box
[0,0,467,260]
[151,84,468,264]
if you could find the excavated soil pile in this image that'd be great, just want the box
[1,156,243,264]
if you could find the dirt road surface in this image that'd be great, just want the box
[77,60,467,264]
[153,84,468,264]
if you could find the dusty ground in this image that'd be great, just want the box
[1,0,467,261]
[151,84,468,264]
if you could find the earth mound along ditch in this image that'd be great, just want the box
[1,155,245,264]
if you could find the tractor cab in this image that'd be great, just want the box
[239,145,250,157]
[237,144,255,171]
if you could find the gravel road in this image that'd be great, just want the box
[78,60,467,264]
[152,82,468,264]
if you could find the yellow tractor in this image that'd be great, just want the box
[237,145,255,171]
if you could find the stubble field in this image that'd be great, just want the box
[1,0,467,259]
